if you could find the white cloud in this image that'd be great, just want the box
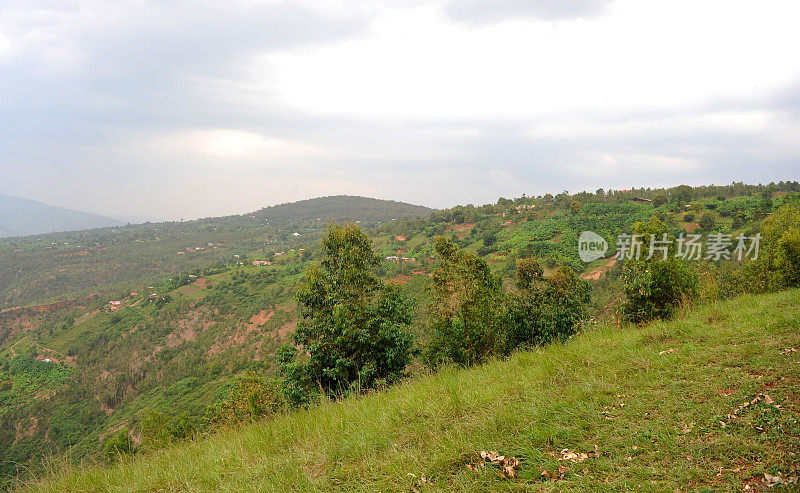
[254,0,800,119]
[157,129,328,160]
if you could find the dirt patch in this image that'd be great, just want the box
[580,257,617,281]
[445,222,475,233]
[249,309,274,327]
[277,320,296,339]
[390,275,412,284]
[165,327,196,348]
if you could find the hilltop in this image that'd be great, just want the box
[22,289,800,491]
[0,194,122,238]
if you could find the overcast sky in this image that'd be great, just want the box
[1,0,799,220]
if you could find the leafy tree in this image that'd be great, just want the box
[653,194,667,208]
[683,212,695,223]
[505,260,590,352]
[763,202,800,287]
[570,200,583,214]
[425,236,504,367]
[279,223,415,405]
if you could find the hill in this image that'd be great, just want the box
[22,289,800,491]
[0,194,122,238]
[0,195,435,308]
[253,195,435,223]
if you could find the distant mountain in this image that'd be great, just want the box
[0,194,122,237]
[253,195,435,223]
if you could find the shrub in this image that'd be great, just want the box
[698,213,716,231]
[684,212,695,223]
[762,202,800,287]
[504,261,590,352]
[102,427,135,462]
[425,236,504,367]
[620,216,698,322]
[207,371,284,430]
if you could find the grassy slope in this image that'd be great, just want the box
[24,289,800,492]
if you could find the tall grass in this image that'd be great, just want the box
[20,289,800,492]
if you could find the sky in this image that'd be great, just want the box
[0,0,799,221]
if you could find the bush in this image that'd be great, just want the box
[684,212,695,223]
[621,259,698,323]
[762,202,800,287]
[698,213,716,231]
[504,261,590,352]
[102,427,135,461]
[425,236,504,367]
[207,371,284,430]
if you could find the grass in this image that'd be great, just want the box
[20,289,800,491]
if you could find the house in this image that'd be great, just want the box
[385,256,400,261]
[252,260,272,266]
[130,292,138,296]
[109,300,122,306]
[293,232,301,237]
[395,235,407,241]
[396,249,407,254]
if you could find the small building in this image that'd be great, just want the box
[109,300,122,306]
[396,249,407,254]
[293,232,301,237]
[252,260,272,266]
[395,235,407,241]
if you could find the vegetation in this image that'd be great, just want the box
[278,223,415,404]
[21,289,800,491]
[3,183,800,488]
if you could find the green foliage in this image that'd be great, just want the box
[621,260,698,323]
[697,212,716,231]
[505,262,590,352]
[763,202,800,287]
[206,371,284,430]
[102,427,135,461]
[425,237,504,367]
[280,223,415,404]
[653,194,667,208]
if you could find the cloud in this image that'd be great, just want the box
[444,0,612,25]
[1,0,799,219]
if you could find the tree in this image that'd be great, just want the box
[570,200,582,214]
[673,185,693,203]
[505,260,590,352]
[653,194,667,208]
[763,202,800,287]
[279,223,415,405]
[425,236,504,367]
[698,213,716,231]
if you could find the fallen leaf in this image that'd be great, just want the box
[558,448,589,463]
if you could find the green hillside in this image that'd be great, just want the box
[0,194,122,238]
[1,183,798,489]
[0,195,434,308]
[21,289,800,491]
